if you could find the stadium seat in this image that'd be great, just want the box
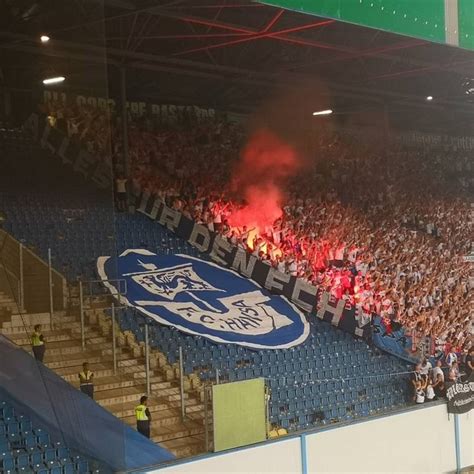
[2,456,15,473]
[0,400,96,474]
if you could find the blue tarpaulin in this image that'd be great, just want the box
[0,335,174,472]
[372,316,418,363]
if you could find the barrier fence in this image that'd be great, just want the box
[0,229,67,316]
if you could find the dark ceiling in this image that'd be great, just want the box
[0,0,473,128]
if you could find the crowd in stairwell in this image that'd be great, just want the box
[43,102,473,362]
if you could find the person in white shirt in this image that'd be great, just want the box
[431,360,445,384]
[446,349,458,367]
[277,258,286,274]
[415,380,425,404]
[425,378,435,401]
[115,175,128,212]
[448,362,460,382]
[420,358,432,376]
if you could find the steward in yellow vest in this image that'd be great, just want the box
[31,324,46,362]
[78,362,94,399]
[135,395,152,438]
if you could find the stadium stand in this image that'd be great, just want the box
[0,400,91,474]
[0,332,175,471]
[0,125,411,442]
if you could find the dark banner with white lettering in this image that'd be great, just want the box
[23,113,112,189]
[446,374,474,414]
[136,191,372,341]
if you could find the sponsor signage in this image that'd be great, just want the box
[446,374,474,414]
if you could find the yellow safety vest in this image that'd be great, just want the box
[135,404,149,421]
[79,371,93,385]
[268,429,279,439]
[31,332,44,346]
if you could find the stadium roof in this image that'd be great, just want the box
[0,0,473,126]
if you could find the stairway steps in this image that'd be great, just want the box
[160,434,205,453]
[152,425,204,446]
[2,303,206,459]
[13,339,109,356]
[69,376,137,392]
[107,401,172,419]
[121,406,204,429]
[61,366,115,381]
[7,332,77,346]
[0,324,52,335]
[45,350,135,369]
[95,385,151,407]
[122,409,188,429]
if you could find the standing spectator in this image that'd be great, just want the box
[415,380,426,404]
[432,360,446,398]
[446,348,458,367]
[410,364,422,401]
[31,324,46,362]
[78,362,94,399]
[115,174,128,212]
[425,377,436,402]
[464,347,474,381]
[135,395,151,439]
[448,361,460,382]
[420,358,432,376]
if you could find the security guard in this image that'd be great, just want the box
[78,362,94,399]
[135,395,152,438]
[31,324,46,362]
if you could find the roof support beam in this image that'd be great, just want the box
[174,19,338,56]
[1,31,473,114]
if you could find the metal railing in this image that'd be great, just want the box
[0,230,67,318]
[77,282,189,425]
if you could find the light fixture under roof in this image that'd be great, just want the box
[312,109,333,116]
[426,95,433,101]
[43,76,65,85]
[40,35,50,43]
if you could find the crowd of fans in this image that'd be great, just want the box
[43,101,473,362]
[411,346,473,404]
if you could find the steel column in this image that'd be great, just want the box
[145,322,151,395]
[179,346,186,421]
[48,248,54,328]
[79,281,85,351]
[112,303,117,374]
[120,66,130,179]
[19,243,24,311]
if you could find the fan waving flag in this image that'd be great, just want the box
[97,250,309,349]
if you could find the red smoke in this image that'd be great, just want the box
[228,129,301,238]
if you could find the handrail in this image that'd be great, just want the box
[0,229,66,282]
[0,262,20,283]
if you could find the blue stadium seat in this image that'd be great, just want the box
[15,453,30,471]
[63,462,76,474]
[37,433,50,450]
[31,451,44,470]
[76,459,90,473]
[2,456,15,473]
